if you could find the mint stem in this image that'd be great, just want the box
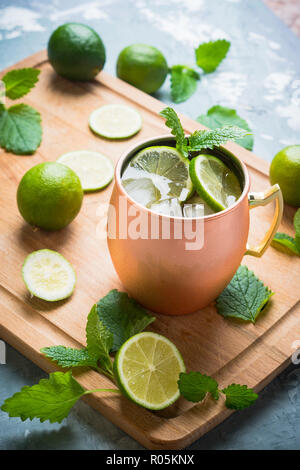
[83,388,121,395]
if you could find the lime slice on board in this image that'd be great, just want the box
[89,104,142,139]
[189,154,242,212]
[22,249,76,301]
[114,332,185,410]
[57,150,114,192]
[122,146,193,210]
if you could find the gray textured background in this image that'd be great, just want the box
[0,0,300,450]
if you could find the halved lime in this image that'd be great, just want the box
[89,104,142,139]
[57,150,114,192]
[22,249,76,301]
[189,154,242,212]
[114,332,185,410]
[121,146,193,210]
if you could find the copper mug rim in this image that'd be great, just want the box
[115,134,251,222]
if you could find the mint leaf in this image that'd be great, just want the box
[170,65,200,104]
[222,384,258,410]
[86,304,113,374]
[294,209,300,251]
[41,346,98,369]
[2,68,40,100]
[271,232,300,256]
[160,107,188,158]
[96,289,155,352]
[189,125,250,152]
[1,371,85,423]
[178,371,219,402]
[0,103,42,155]
[197,105,254,151]
[216,265,274,323]
[195,39,230,73]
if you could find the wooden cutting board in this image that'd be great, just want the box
[1,50,300,450]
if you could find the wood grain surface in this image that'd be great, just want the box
[0,50,300,449]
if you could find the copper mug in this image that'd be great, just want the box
[107,136,283,315]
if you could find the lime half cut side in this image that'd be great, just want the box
[189,154,242,212]
[114,332,185,410]
[89,104,142,139]
[22,249,76,301]
[57,150,114,192]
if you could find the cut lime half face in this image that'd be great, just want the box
[89,104,142,139]
[57,150,114,192]
[121,145,193,211]
[189,154,242,212]
[114,332,186,410]
[22,249,76,301]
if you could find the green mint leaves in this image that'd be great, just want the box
[178,372,258,410]
[195,39,231,73]
[0,104,42,155]
[41,346,98,369]
[96,289,155,352]
[159,107,189,158]
[2,68,40,100]
[0,68,42,155]
[216,265,274,323]
[1,371,86,423]
[197,105,254,151]
[271,209,300,256]
[160,107,250,156]
[170,65,200,104]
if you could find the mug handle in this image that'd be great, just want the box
[245,184,283,257]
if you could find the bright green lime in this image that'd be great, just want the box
[189,154,242,212]
[17,162,83,230]
[48,23,106,81]
[114,332,185,410]
[121,146,193,211]
[116,44,168,94]
[270,145,300,206]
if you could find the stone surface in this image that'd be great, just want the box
[0,0,300,450]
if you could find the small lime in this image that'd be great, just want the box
[17,162,83,231]
[48,23,106,81]
[270,145,300,206]
[116,43,168,94]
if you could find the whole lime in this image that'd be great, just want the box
[48,23,106,81]
[17,162,83,231]
[270,145,300,206]
[116,43,168,94]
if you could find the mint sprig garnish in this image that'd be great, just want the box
[0,68,42,155]
[1,371,120,424]
[170,65,200,104]
[216,265,274,323]
[178,372,258,410]
[197,105,254,151]
[195,39,231,73]
[2,68,40,100]
[272,209,300,256]
[159,107,188,158]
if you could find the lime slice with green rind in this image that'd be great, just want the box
[89,104,142,139]
[22,249,76,301]
[57,150,114,192]
[122,146,193,211]
[114,332,186,410]
[189,154,242,212]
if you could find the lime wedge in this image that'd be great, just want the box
[122,146,193,211]
[89,104,142,139]
[22,249,76,301]
[57,150,114,192]
[114,332,185,410]
[189,154,242,212]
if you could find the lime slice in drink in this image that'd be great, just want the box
[89,104,142,139]
[114,332,185,410]
[189,154,242,212]
[57,150,114,192]
[22,249,76,301]
[122,146,193,210]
